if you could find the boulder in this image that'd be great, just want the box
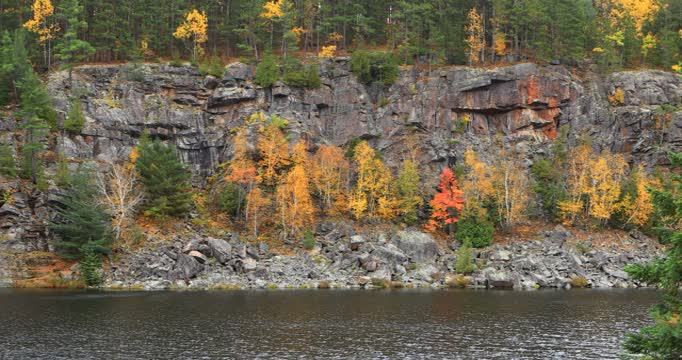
[391,230,439,263]
[491,249,512,261]
[350,235,365,251]
[207,238,232,264]
[372,244,408,264]
[168,253,203,281]
[602,265,630,280]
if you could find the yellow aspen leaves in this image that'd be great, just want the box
[276,156,315,237]
[257,123,291,186]
[260,1,284,19]
[23,0,58,43]
[319,45,337,59]
[558,144,629,226]
[310,144,349,214]
[493,32,507,56]
[349,141,395,220]
[173,9,208,60]
[245,187,271,238]
[465,7,484,65]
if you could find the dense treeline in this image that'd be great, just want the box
[1,0,681,71]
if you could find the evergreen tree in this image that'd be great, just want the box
[624,152,682,359]
[0,31,15,105]
[80,247,103,286]
[55,0,94,82]
[0,143,16,178]
[135,135,193,218]
[50,166,113,261]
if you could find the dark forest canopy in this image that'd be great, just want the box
[0,0,681,72]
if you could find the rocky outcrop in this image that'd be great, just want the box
[1,60,680,266]
[103,225,662,290]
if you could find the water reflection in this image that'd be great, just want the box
[0,288,657,359]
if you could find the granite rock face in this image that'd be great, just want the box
[1,60,681,252]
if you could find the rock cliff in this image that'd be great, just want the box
[0,60,680,286]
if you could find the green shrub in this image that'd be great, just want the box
[349,50,399,86]
[269,114,289,129]
[64,99,85,133]
[122,65,146,82]
[198,55,224,77]
[255,54,279,87]
[531,158,567,219]
[282,58,320,88]
[303,230,315,249]
[455,214,494,248]
[216,182,242,216]
[344,137,363,159]
[169,59,184,67]
[454,241,476,274]
[55,155,70,188]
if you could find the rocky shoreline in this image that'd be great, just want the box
[101,225,662,291]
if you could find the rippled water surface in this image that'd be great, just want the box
[0,288,657,359]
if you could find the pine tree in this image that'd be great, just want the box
[0,143,16,178]
[50,166,113,261]
[624,152,682,359]
[0,31,15,105]
[55,0,94,83]
[135,136,193,218]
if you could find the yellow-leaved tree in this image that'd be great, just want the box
[348,141,395,220]
[310,144,350,215]
[460,149,496,220]
[493,148,530,228]
[173,9,208,61]
[558,143,592,225]
[23,0,58,68]
[465,7,484,65]
[615,164,657,228]
[245,186,271,238]
[275,141,315,238]
[257,122,291,186]
[558,143,629,227]
[585,152,628,226]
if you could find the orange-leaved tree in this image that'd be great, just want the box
[425,167,465,232]
[257,122,290,186]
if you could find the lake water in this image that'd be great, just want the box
[0,288,657,359]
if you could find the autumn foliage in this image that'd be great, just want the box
[426,168,465,232]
